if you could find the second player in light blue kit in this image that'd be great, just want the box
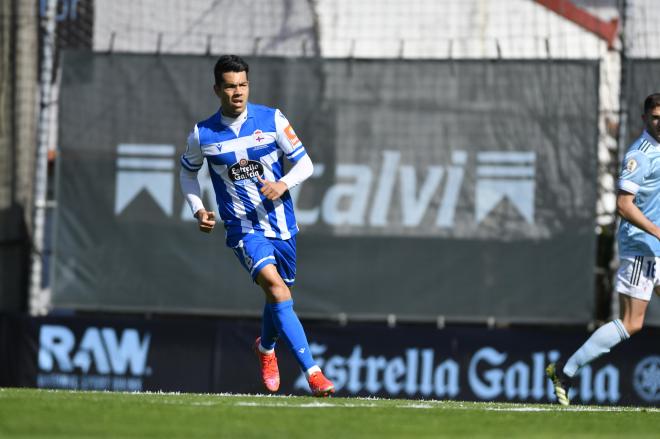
[180,55,334,397]
[546,93,660,405]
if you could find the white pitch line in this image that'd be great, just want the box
[234,401,380,409]
[482,406,660,413]
[232,400,660,413]
[27,390,659,413]
[395,404,434,409]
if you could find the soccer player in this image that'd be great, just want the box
[546,93,660,406]
[179,54,334,397]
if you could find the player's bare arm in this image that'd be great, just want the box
[194,208,216,233]
[616,191,660,240]
[257,175,288,201]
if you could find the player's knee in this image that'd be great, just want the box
[627,320,644,335]
[259,278,290,302]
[622,317,644,335]
[256,266,291,302]
[267,283,290,302]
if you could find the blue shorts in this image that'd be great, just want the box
[228,233,297,286]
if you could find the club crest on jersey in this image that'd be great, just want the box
[626,158,638,172]
[253,130,264,142]
[229,158,264,183]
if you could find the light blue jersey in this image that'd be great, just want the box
[181,103,307,240]
[617,130,660,256]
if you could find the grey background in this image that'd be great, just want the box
[53,52,600,323]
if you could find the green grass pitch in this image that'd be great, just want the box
[0,388,658,438]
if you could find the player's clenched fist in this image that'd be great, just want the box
[257,175,288,201]
[194,209,216,233]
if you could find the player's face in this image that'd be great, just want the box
[214,71,249,117]
[643,106,660,142]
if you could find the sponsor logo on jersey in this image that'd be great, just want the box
[229,158,264,183]
[284,124,301,147]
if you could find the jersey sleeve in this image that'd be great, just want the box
[180,167,205,216]
[179,125,205,215]
[618,149,651,195]
[274,109,307,163]
[180,125,204,172]
[279,154,314,189]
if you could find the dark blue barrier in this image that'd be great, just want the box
[3,313,658,405]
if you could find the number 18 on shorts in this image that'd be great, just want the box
[616,256,660,301]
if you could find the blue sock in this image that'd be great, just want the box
[260,302,278,350]
[269,300,316,371]
[563,319,630,377]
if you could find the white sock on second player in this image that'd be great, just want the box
[563,319,630,377]
[305,365,321,378]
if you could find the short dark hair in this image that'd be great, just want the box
[643,93,660,114]
[214,55,249,85]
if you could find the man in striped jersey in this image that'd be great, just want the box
[180,55,334,397]
[547,93,660,405]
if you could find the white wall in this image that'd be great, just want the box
[92,0,626,59]
[316,0,607,59]
[626,0,660,57]
[93,0,317,56]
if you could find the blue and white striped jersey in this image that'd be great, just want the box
[618,130,660,256]
[181,103,307,240]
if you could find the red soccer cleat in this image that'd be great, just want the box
[253,337,280,392]
[308,371,335,397]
